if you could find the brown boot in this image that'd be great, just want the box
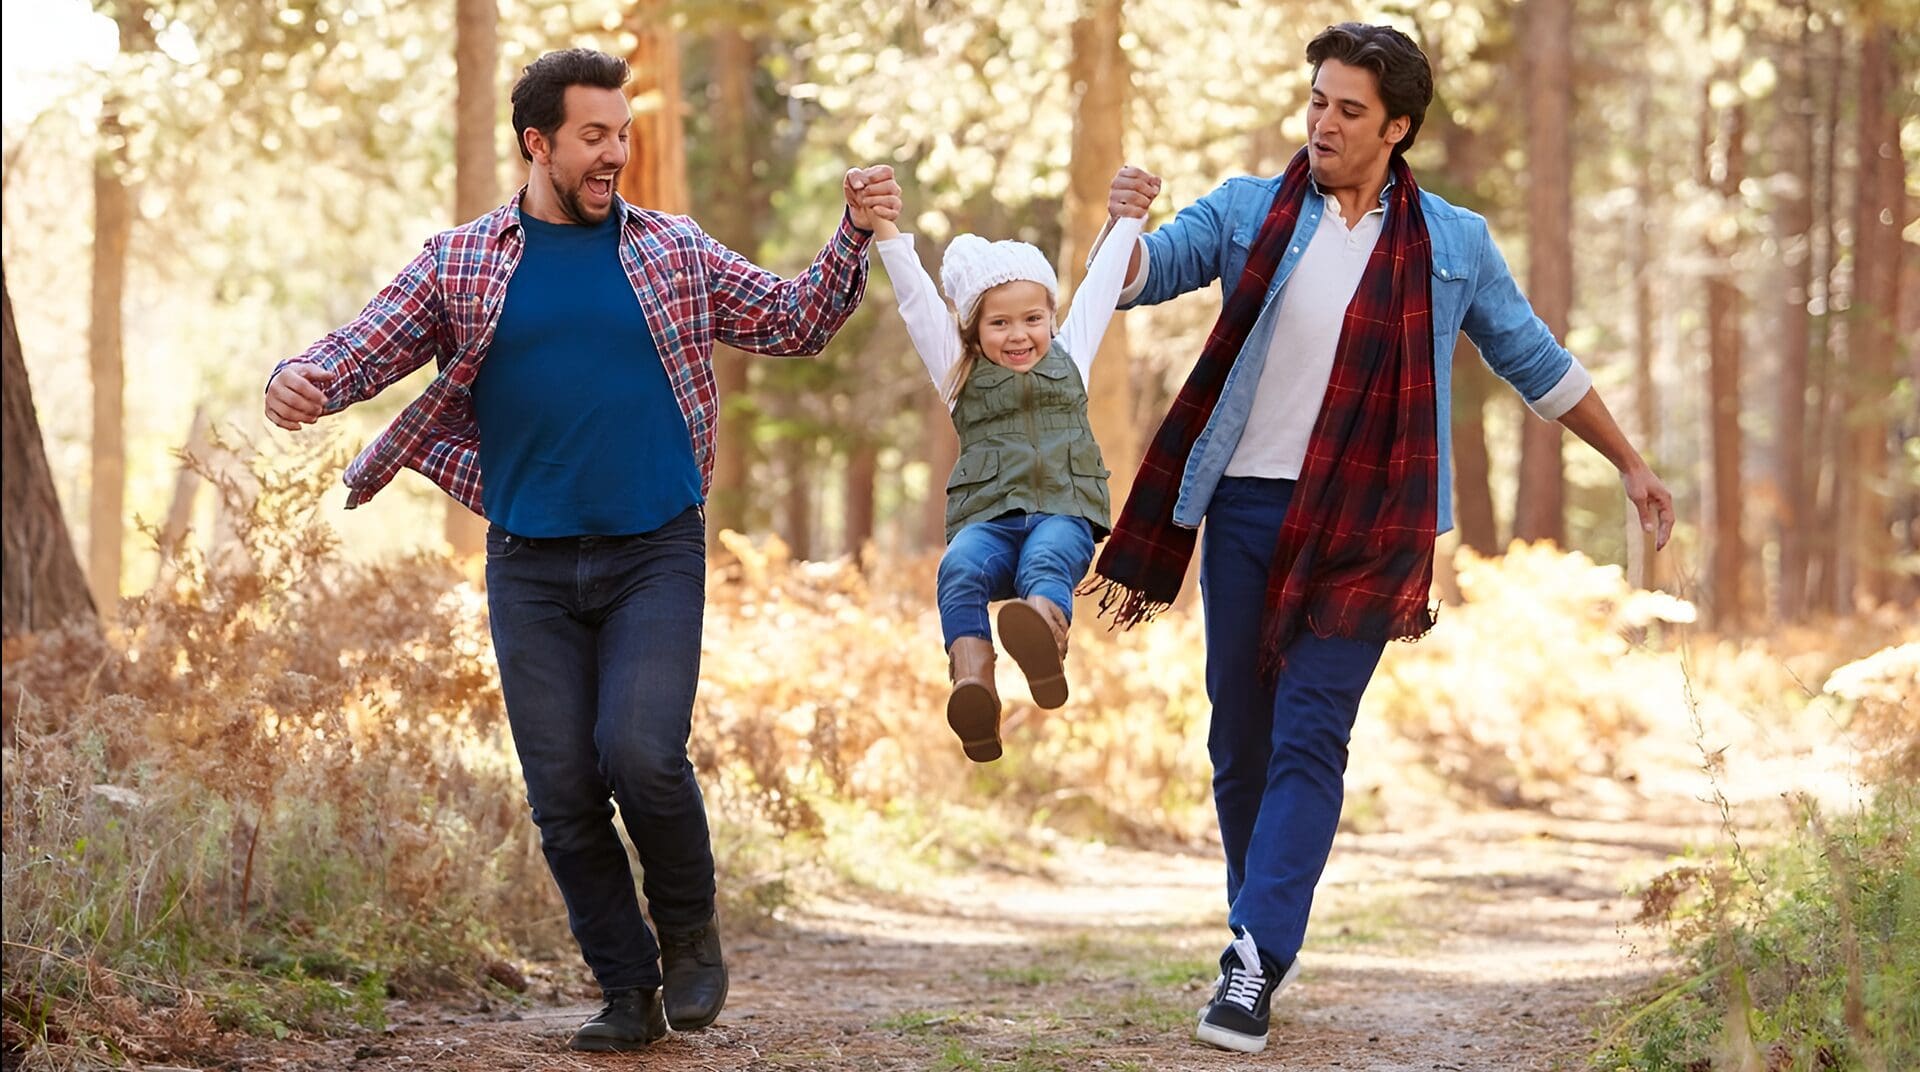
[946,636,1002,762]
[997,596,1070,710]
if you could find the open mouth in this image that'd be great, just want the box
[585,172,616,199]
[1002,346,1034,362]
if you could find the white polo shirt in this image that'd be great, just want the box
[1224,194,1383,479]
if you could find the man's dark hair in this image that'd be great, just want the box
[1305,23,1433,158]
[510,48,630,162]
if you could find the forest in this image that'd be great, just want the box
[1,0,1915,1068]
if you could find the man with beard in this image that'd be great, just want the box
[1090,23,1673,1054]
[264,48,899,1052]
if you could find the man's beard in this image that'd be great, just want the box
[549,164,616,226]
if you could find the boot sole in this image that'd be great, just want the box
[570,1030,665,1052]
[997,601,1068,709]
[946,681,1002,762]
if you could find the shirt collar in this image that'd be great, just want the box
[1306,172,1397,212]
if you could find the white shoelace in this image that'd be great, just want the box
[1219,930,1267,1011]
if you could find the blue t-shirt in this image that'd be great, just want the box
[470,209,703,537]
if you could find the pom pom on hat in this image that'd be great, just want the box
[939,234,1059,321]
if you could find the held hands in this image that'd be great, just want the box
[844,165,902,231]
[1108,165,1161,220]
[1623,463,1676,551]
[264,362,334,430]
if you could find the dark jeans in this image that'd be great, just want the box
[1199,478,1386,965]
[484,505,714,992]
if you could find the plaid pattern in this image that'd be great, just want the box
[1086,150,1438,671]
[273,191,871,515]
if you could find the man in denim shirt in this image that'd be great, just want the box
[1093,24,1673,1054]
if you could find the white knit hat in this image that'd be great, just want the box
[939,234,1059,321]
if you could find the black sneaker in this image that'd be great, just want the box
[569,986,668,1052]
[660,916,729,1030]
[1195,929,1299,1054]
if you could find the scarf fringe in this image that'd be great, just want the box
[1076,576,1173,630]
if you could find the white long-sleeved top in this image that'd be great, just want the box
[872,216,1147,409]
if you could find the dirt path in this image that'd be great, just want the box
[223,800,1716,1072]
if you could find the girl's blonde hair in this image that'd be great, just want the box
[940,290,1057,408]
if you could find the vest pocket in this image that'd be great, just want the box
[1069,442,1109,479]
[947,450,1002,518]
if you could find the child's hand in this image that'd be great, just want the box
[1108,165,1161,219]
[844,165,902,231]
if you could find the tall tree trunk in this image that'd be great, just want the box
[619,1,689,214]
[446,0,498,556]
[1061,0,1137,511]
[1846,20,1901,607]
[1451,339,1500,554]
[147,404,210,598]
[784,447,813,561]
[1514,0,1572,545]
[89,105,132,617]
[1806,24,1845,613]
[922,391,958,552]
[3,270,98,635]
[1705,103,1748,630]
[1771,1,1814,620]
[703,26,760,544]
[845,441,877,558]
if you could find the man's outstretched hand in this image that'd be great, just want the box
[844,165,901,231]
[1623,464,1675,551]
[265,362,334,430]
[1108,165,1162,219]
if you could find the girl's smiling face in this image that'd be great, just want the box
[973,281,1055,372]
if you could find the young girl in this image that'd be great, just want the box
[868,195,1151,762]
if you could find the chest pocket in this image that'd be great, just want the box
[1429,251,1470,335]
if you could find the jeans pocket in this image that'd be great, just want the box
[485,526,526,560]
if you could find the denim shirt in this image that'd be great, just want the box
[1124,173,1592,534]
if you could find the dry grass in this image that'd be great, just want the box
[4,442,1911,1066]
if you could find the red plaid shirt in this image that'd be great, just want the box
[273,191,871,515]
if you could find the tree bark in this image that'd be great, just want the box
[1771,0,1814,619]
[446,0,498,556]
[922,391,958,552]
[89,105,132,616]
[3,270,98,635]
[1705,102,1748,630]
[1061,0,1137,512]
[1514,0,1572,546]
[1846,20,1901,607]
[1451,339,1500,554]
[784,448,813,561]
[845,441,877,558]
[703,26,760,544]
[619,1,689,215]
[1806,23,1845,613]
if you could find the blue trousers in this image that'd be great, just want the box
[937,512,1095,649]
[1199,478,1386,965]
[484,505,715,992]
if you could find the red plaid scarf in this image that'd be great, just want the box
[1085,149,1439,673]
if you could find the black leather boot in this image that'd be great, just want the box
[569,986,668,1052]
[660,917,728,1030]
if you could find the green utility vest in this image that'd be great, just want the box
[944,342,1112,544]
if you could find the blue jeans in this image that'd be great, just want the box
[1199,478,1386,965]
[937,512,1095,648]
[484,505,715,992]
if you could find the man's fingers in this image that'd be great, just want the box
[860,164,895,185]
